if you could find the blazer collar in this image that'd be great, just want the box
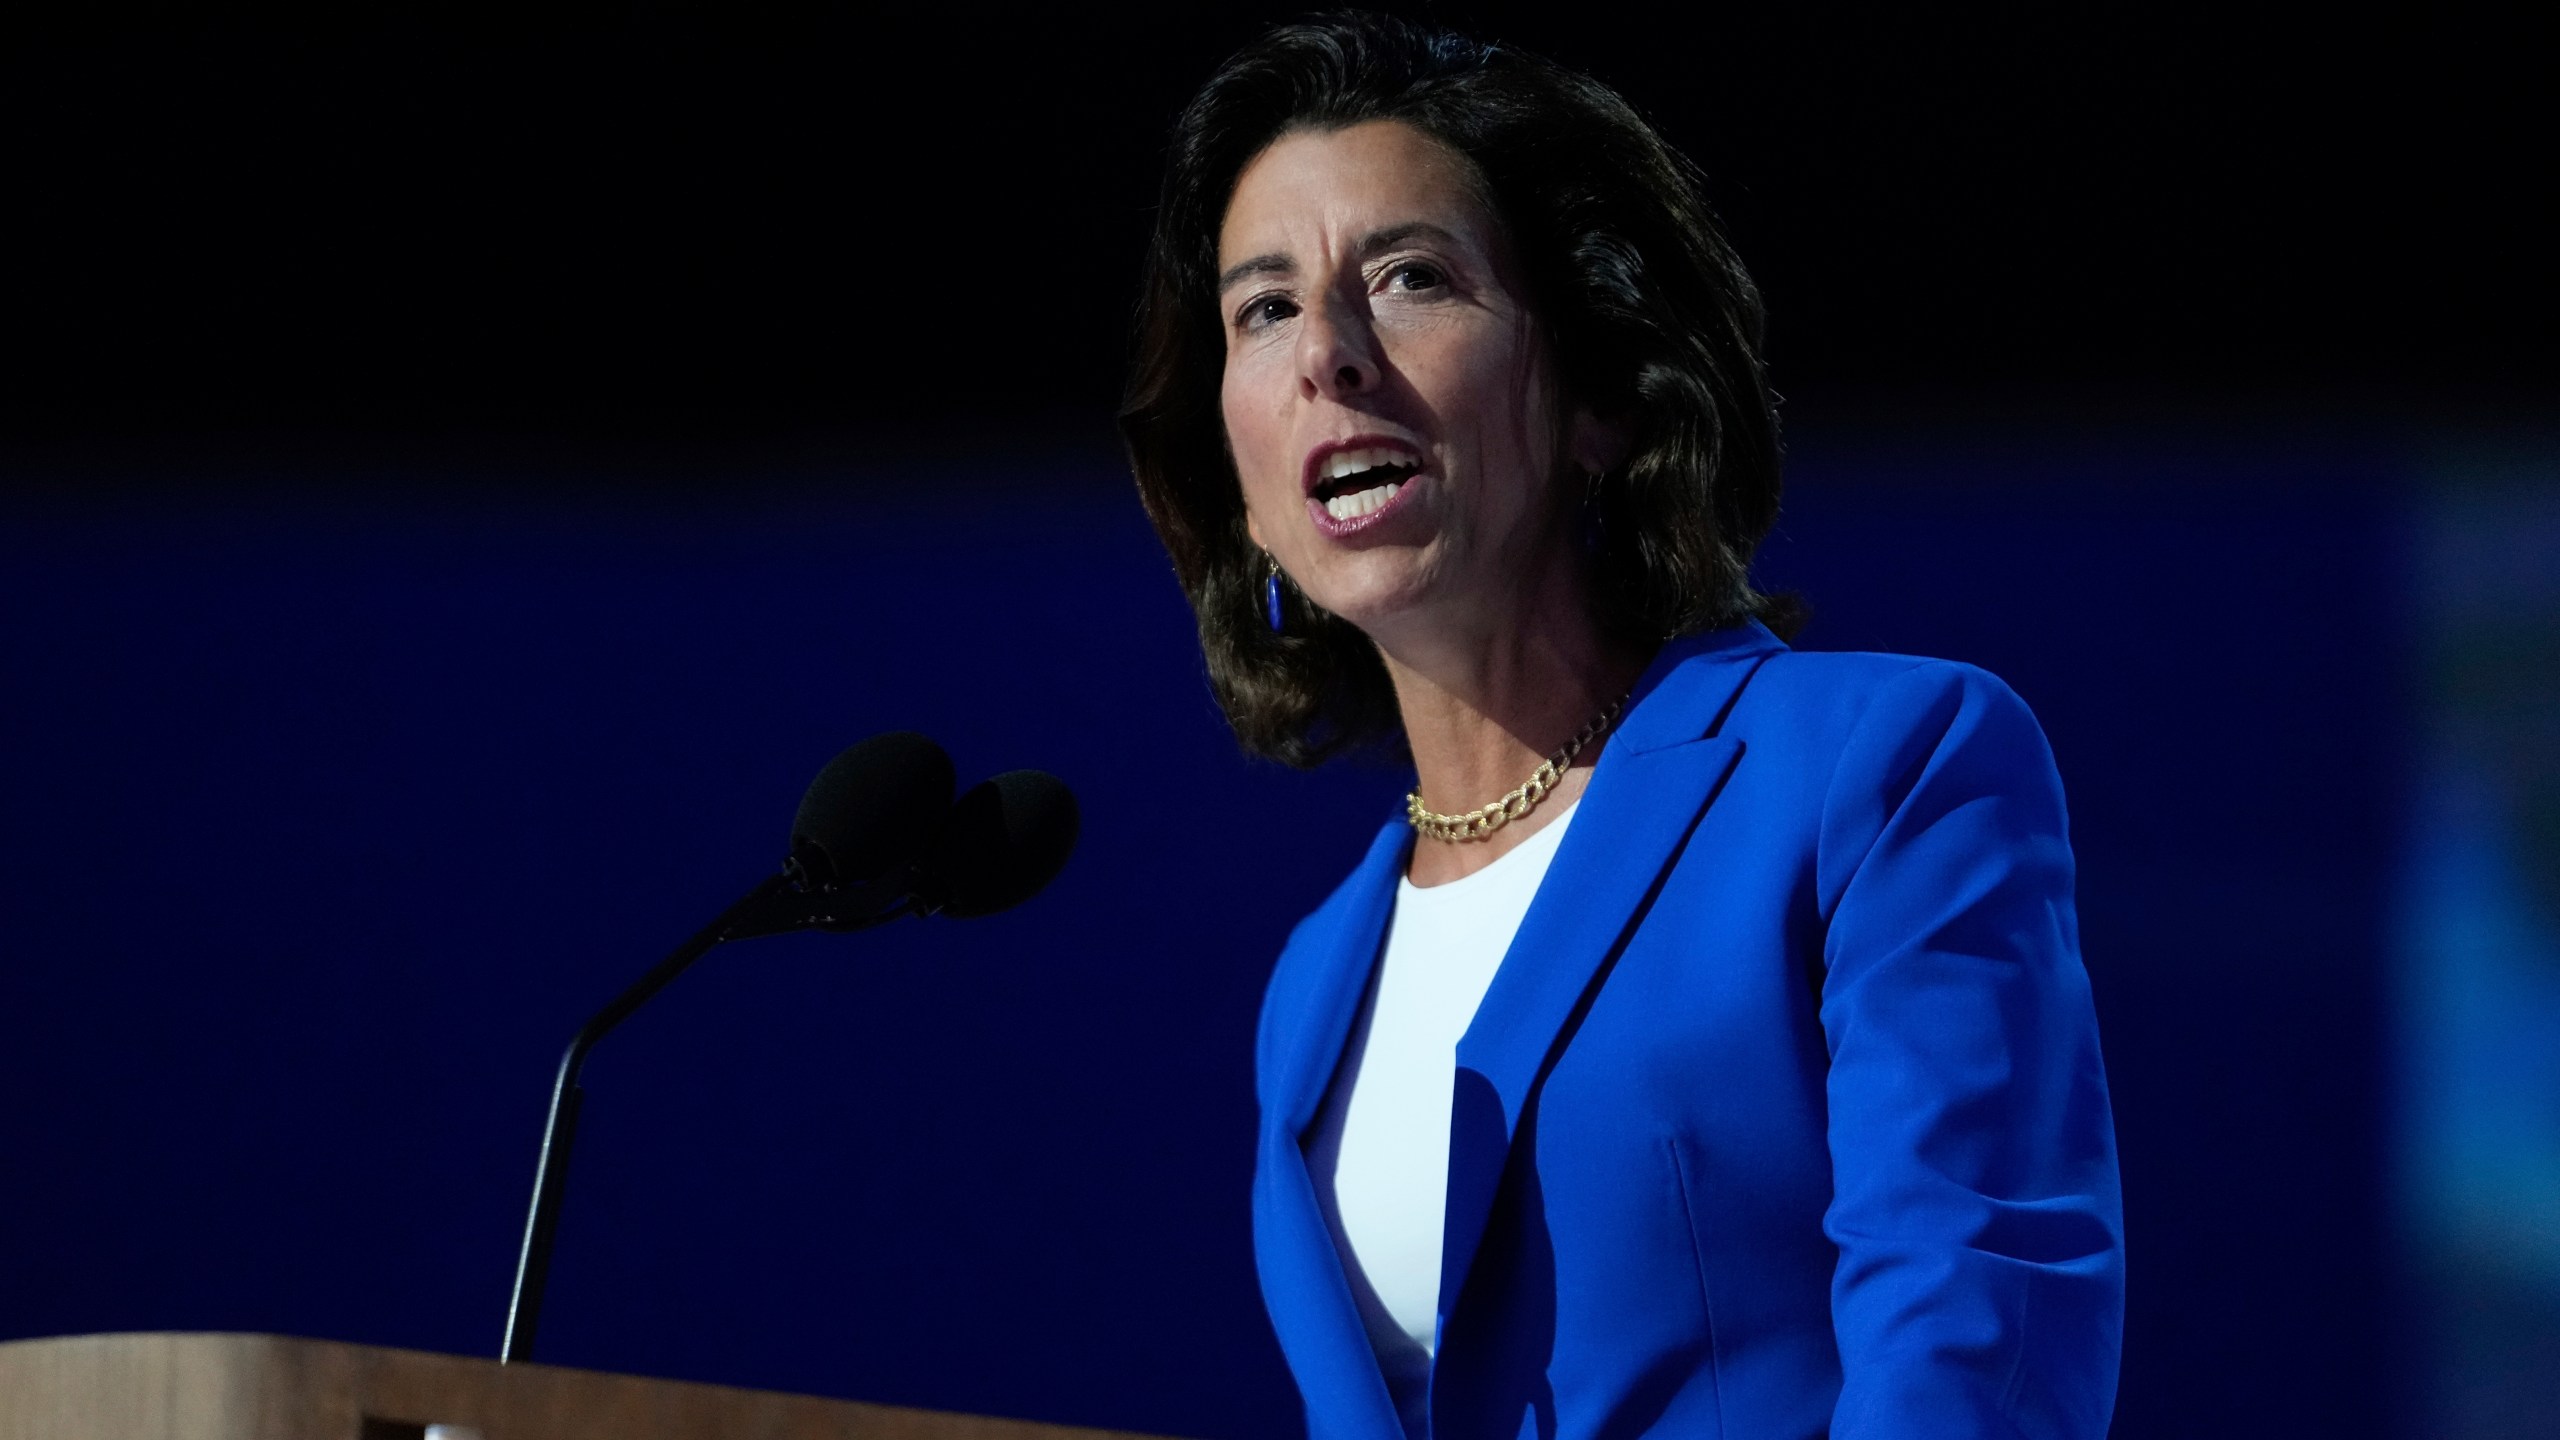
[1609,619,1785,754]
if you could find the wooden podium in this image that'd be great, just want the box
[0,1333,1183,1440]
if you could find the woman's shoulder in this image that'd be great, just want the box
[1650,624,2049,755]
[1751,640,2024,709]
[1689,639,2075,917]
[1723,637,2048,748]
[1660,633,2068,838]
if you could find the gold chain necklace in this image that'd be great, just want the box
[1406,692,1630,844]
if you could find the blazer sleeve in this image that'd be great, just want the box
[1813,661,2124,1438]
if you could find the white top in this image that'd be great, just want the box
[1303,800,1580,1431]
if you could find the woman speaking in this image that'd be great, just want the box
[1120,14,2123,1438]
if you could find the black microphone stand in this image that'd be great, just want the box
[499,862,914,1363]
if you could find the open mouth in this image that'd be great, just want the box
[1310,445,1422,521]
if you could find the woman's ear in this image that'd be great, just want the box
[1244,507,1267,551]
[1567,403,1635,479]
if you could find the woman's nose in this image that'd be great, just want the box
[1296,298,1379,399]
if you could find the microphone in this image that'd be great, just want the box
[500,734,1077,1363]
[917,769,1080,919]
[786,731,955,890]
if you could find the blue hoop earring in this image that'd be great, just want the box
[1263,553,1286,633]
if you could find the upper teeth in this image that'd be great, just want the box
[1321,446,1419,482]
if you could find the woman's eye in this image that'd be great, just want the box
[1239,294,1298,329]
[1386,261,1448,293]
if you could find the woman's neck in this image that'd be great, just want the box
[1377,582,1650,887]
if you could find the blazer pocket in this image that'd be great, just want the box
[1664,1135,1732,1431]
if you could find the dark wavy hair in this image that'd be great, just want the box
[1119,12,1795,767]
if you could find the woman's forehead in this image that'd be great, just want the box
[1217,120,1494,270]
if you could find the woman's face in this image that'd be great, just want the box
[1218,120,1597,652]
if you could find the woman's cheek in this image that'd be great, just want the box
[1221,384,1293,529]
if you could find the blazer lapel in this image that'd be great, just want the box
[1437,627,1776,1317]
[1255,817,1411,1436]
[1266,817,1410,1135]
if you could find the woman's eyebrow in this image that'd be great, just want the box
[1219,253,1294,293]
[1354,221,1461,258]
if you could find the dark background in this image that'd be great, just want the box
[2,5,2551,1439]
[2,2,2546,443]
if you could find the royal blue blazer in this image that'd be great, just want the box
[1252,623,2124,1439]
